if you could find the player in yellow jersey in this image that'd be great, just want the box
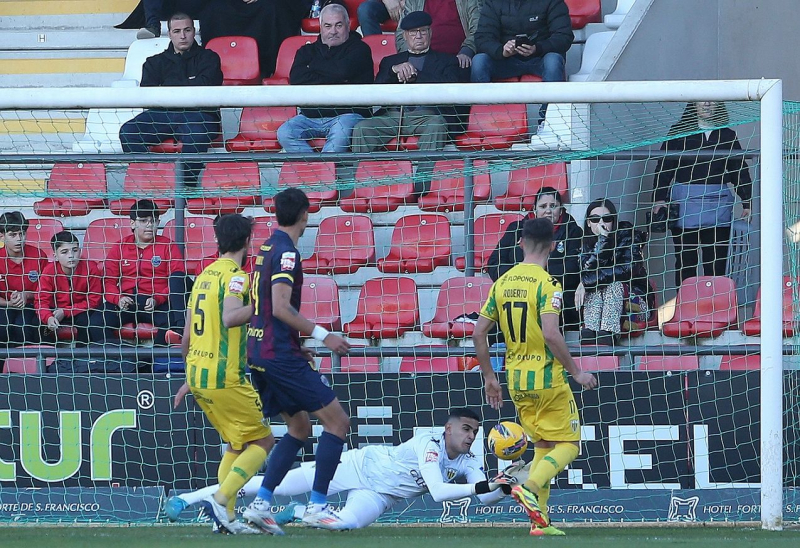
[473,217,597,537]
[174,214,280,536]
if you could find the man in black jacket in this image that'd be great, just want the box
[118,13,223,181]
[351,11,461,189]
[277,3,374,154]
[470,0,573,128]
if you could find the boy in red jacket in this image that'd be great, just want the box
[88,199,186,347]
[0,211,48,346]
[35,231,103,345]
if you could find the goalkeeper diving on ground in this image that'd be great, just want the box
[164,408,523,532]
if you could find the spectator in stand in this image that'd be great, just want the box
[652,101,753,286]
[0,212,47,347]
[351,11,462,192]
[89,199,187,347]
[471,0,572,131]
[114,0,205,39]
[575,199,648,346]
[487,187,582,330]
[395,0,482,76]
[358,0,404,36]
[35,232,103,346]
[118,12,223,183]
[277,4,373,155]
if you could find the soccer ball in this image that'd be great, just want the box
[487,421,528,461]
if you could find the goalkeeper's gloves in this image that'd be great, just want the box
[474,469,518,495]
[503,459,530,485]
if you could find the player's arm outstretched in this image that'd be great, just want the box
[541,314,597,389]
[271,283,350,355]
[417,443,514,502]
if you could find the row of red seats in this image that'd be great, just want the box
[34,160,567,218]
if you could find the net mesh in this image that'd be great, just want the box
[0,95,795,525]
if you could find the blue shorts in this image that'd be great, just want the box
[249,358,337,418]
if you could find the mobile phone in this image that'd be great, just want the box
[515,34,531,48]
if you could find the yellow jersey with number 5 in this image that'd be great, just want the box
[480,262,568,391]
[186,257,250,390]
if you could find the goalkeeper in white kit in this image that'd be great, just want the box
[165,408,520,530]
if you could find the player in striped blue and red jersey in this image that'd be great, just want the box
[243,188,352,532]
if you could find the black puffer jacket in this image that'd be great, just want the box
[141,41,223,87]
[474,0,574,60]
[580,223,648,293]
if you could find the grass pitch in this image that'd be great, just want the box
[1,525,799,548]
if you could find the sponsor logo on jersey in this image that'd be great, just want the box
[151,255,162,267]
[228,276,246,294]
[551,291,563,311]
[424,450,439,463]
[280,252,296,271]
[27,271,39,282]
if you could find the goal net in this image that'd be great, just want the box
[0,81,792,529]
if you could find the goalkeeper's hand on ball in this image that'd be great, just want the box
[475,461,527,495]
[503,459,531,485]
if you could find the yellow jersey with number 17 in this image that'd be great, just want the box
[479,262,568,391]
[186,257,250,390]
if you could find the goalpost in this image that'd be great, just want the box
[0,79,787,529]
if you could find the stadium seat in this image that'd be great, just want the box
[740,278,798,337]
[186,162,261,215]
[319,345,381,373]
[564,0,602,29]
[81,218,130,264]
[250,215,279,256]
[377,214,451,273]
[163,217,216,274]
[225,107,296,152]
[574,356,620,372]
[637,356,700,371]
[494,162,569,211]
[146,133,224,154]
[400,346,461,372]
[339,161,416,213]
[604,0,635,29]
[719,355,761,370]
[344,277,419,339]
[421,277,493,339]
[263,36,314,85]
[455,213,523,271]
[569,31,614,82]
[1,345,55,374]
[108,163,176,215]
[363,34,397,77]
[417,160,492,213]
[205,36,261,85]
[33,163,107,217]
[300,275,342,331]
[495,74,543,83]
[454,104,528,150]
[119,323,158,341]
[661,276,738,338]
[25,218,64,260]
[304,215,376,275]
[263,162,339,213]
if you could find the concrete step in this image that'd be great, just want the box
[0,29,136,51]
[0,0,136,28]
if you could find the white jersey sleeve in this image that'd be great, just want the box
[463,461,505,505]
[417,437,477,503]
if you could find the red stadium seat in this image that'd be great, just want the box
[574,356,620,372]
[400,346,461,372]
[25,218,64,260]
[455,213,523,271]
[377,214,451,273]
[2,345,55,373]
[263,36,313,85]
[740,278,798,337]
[300,275,342,331]
[81,218,130,264]
[226,107,296,152]
[494,162,569,211]
[421,277,493,339]
[249,215,279,256]
[163,217,216,274]
[263,162,339,213]
[638,356,699,371]
[205,36,261,85]
[661,276,738,338]
[363,34,397,77]
[339,161,415,213]
[186,162,261,215]
[495,75,543,83]
[119,323,158,341]
[454,104,528,150]
[344,277,419,339]
[147,133,223,154]
[34,163,107,217]
[565,0,602,29]
[319,346,381,373]
[417,160,492,213]
[304,215,375,275]
[108,163,175,215]
[719,355,760,370]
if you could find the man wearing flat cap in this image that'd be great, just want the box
[351,11,463,191]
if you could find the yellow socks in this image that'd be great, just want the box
[216,450,239,519]
[218,445,268,511]
[525,447,553,521]
[526,443,579,494]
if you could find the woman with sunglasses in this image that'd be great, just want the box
[487,186,583,330]
[576,199,648,346]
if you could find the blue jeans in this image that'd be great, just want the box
[470,52,566,122]
[357,0,390,36]
[277,113,364,153]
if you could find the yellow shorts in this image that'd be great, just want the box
[509,382,580,443]
[190,383,272,450]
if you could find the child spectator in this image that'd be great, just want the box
[35,231,103,345]
[89,199,187,347]
[0,211,48,346]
